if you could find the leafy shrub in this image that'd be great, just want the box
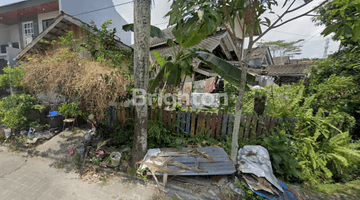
[109,120,134,148]
[260,130,301,182]
[0,93,42,129]
[59,102,83,117]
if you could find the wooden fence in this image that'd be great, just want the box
[114,107,281,141]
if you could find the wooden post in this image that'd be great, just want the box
[181,111,186,133]
[227,114,234,136]
[239,116,245,140]
[206,112,211,133]
[221,114,229,136]
[216,112,223,139]
[190,112,196,136]
[244,116,252,139]
[172,110,177,132]
[250,115,258,141]
[257,116,263,137]
[211,113,217,138]
[196,112,205,134]
[186,111,191,135]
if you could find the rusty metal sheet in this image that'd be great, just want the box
[144,147,236,176]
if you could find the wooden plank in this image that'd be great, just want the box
[257,116,263,137]
[164,110,168,125]
[244,116,252,139]
[250,115,258,141]
[239,116,245,139]
[172,110,177,132]
[210,113,217,138]
[177,111,181,132]
[181,111,186,133]
[221,114,228,136]
[150,108,154,120]
[168,111,172,127]
[186,111,191,135]
[190,112,196,136]
[121,107,126,125]
[216,113,223,139]
[196,112,205,134]
[205,113,211,133]
[159,109,163,123]
[227,114,234,136]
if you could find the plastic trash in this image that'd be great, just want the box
[110,152,121,167]
[4,128,11,139]
[237,145,284,195]
[27,128,35,137]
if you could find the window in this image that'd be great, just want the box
[23,21,34,46]
[42,18,54,30]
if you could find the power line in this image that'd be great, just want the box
[300,30,323,46]
[270,29,315,37]
[73,1,133,16]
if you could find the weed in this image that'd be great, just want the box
[99,181,107,187]
[90,157,101,166]
[73,153,82,165]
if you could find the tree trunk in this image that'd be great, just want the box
[131,0,151,166]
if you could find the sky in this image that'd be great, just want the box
[0,0,339,59]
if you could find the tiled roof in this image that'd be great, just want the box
[244,46,269,60]
[150,27,175,47]
[149,30,227,65]
[266,64,311,76]
[272,56,290,65]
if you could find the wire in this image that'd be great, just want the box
[153,21,168,26]
[270,29,314,37]
[73,1,133,16]
[299,30,323,46]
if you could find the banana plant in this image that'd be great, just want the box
[149,39,255,93]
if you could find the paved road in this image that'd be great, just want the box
[0,150,157,200]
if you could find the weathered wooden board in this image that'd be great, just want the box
[146,147,236,176]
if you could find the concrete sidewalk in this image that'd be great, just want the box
[0,150,157,200]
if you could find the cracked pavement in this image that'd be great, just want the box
[0,150,157,200]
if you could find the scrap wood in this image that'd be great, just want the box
[242,173,280,196]
[158,148,215,162]
[136,160,186,175]
[168,160,206,173]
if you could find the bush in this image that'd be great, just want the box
[58,102,83,118]
[0,93,42,129]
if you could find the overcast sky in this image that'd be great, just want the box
[0,0,339,59]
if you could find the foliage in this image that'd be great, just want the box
[122,24,164,38]
[58,102,83,118]
[0,93,42,129]
[108,120,135,148]
[257,39,304,57]
[261,130,301,182]
[28,119,41,128]
[81,21,133,72]
[314,0,360,46]
[0,65,25,89]
[90,156,101,166]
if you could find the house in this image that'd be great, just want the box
[248,63,311,86]
[244,46,274,68]
[272,56,290,65]
[15,11,131,61]
[0,0,130,65]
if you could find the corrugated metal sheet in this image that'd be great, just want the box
[145,147,236,176]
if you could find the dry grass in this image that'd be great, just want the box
[23,48,129,119]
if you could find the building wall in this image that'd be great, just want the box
[37,10,60,33]
[9,24,20,44]
[18,14,39,49]
[59,0,131,45]
[0,24,10,46]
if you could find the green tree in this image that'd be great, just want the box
[166,0,328,161]
[314,0,360,47]
[257,39,304,57]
